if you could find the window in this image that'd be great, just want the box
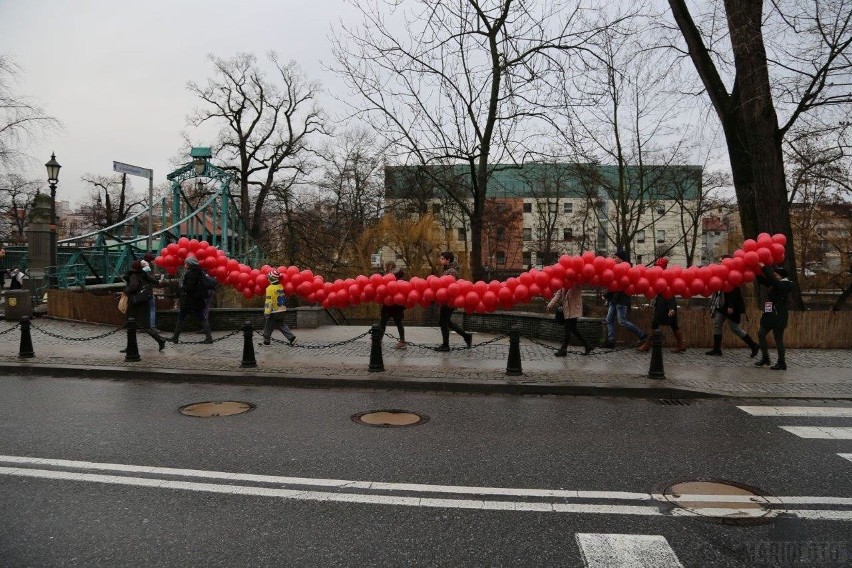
[457,228,466,241]
[522,251,532,266]
[496,251,506,265]
[432,203,442,215]
[523,228,532,241]
[636,230,645,244]
[496,227,505,240]
[656,229,666,243]
[563,202,573,213]
[523,202,532,213]
[548,202,558,213]
[656,206,665,215]
[563,228,573,241]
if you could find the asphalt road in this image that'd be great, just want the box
[1,375,850,567]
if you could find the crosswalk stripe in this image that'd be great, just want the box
[575,534,683,568]
[779,426,852,439]
[840,454,852,464]
[738,406,852,417]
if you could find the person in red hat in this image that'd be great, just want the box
[262,269,296,346]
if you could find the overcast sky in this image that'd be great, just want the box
[1,0,356,206]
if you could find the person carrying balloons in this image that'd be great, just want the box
[172,256,213,344]
[705,255,760,358]
[435,251,473,352]
[754,263,794,370]
[262,269,297,346]
[637,257,686,353]
[547,283,593,356]
[602,249,647,349]
[379,261,407,349]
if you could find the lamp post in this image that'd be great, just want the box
[44,152,61,277]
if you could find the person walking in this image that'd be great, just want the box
[123,260,166,351]
[754,264,794,370]
[547,283,593,356]
[379,261,407,349]
[705,256,760,357]
[435,251,472,352]
[171,256,213,344]
[141,254,160,331]
[262,269,297,346]
[8,268,24,290]
[637,258,685,353]
[602,249,647,348]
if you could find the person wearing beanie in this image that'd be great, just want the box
[434,251,473,352]
[262,269,296,346]
[637,258,685,353]
[122,260,166,351]
[705,255,759,358]
[602,249,647,348]
[754,263,794,370]
[379,261,407,349]
[172,255,213,344]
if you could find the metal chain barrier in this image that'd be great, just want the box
[177,328,242,345]
[0,322,22,336]
[255,329,372,350]
[382,331,509,351]
[29,321,123,341]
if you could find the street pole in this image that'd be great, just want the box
[147,173,153,253]
[49,181,57,271]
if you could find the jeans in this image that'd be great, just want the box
[263,313,295,342]
[606,303,645,342]
[439,305,467,346]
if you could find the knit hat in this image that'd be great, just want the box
[615,249,630,263]
[143,253,155,262]
[131,260,143,271]
[267,270,280,284]
[185,256,199,266]
[654,257,668,269]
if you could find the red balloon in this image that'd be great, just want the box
[513,284,530,302]
[743,239,758,252]
[771,243,785,263]
[728,270,743,286]
[393,292,406,305]
[422,288,436,304]
[743,251,760,266]
[497,286,513,303]
[772,233,787,245]
[465,291,479,308]
[672,278,687,295]
[435,288,449,303]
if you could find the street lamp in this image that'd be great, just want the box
[45,152,61,273]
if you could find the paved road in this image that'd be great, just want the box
[1,375,850,566]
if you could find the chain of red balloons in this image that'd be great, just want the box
[154,233,787,313]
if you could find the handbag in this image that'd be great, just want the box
[132,285,153,305]
[117,292,129,314]
[555,306,565,323]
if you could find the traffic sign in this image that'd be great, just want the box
[113,161,152,179]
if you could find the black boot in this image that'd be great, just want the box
[705,334,723,356]
[743,335,759,358]
[755,356,771,367]
[771,359,786,370]
[554,344,568,357]
[201,321,213,344]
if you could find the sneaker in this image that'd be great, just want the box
[601,340,615,349]
[464,333,473,348]
[395,341,407,350]
[554,348,567,357]
[289,337,296,346]
[435,345,451,352]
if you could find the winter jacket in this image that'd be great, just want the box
[124,268,157,327]
[180,265,208,310]
[547,285,584,319]
[441,260,460,279]
[710,287,746,324]
[757,266,794,328]
[264,283,287,316]
[652,295,678,326]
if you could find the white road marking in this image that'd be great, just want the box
[576,534,684,568]
[738,406,852,417]
[779,426,852,439]
[1,455,852,520]
[839,454,852,464]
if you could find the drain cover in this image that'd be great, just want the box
[352,410,428,427]
[179,401,254,417]
[660,480,773,522]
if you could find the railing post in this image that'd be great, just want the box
[124,317,141,362]
[18,316,34,359]
[368,323,385,372]
[506,325,522,376]
[240,321,257,368]
[648,329,665,380]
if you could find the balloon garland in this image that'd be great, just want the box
[154,233,787,314]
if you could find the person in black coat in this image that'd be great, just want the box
[172,256,213,344]
[705,260,760,357]
[379,261,407,349]
[754,264,794,370]
[123,260,166,351]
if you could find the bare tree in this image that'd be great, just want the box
[80,173,145,230]
[0,56,60,170]
[187,52,324,239]
[0,173,40,243]
[333,0,617,280]
[667,0,852,307]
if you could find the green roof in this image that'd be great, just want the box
[190,147,212,158]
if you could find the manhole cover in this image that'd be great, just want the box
[179,401,254,417]
[352,410,428,427]
[659,480,774,523]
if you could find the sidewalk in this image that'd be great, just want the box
[1,317,850,399]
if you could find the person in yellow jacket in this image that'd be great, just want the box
[263,270,296,346]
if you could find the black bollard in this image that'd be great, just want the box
[368,323,385,372]
[240,321,257,368]
[124,317,141,362]
[648,329,665,380]
[18,316,34,359]
[506,325,522,376]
